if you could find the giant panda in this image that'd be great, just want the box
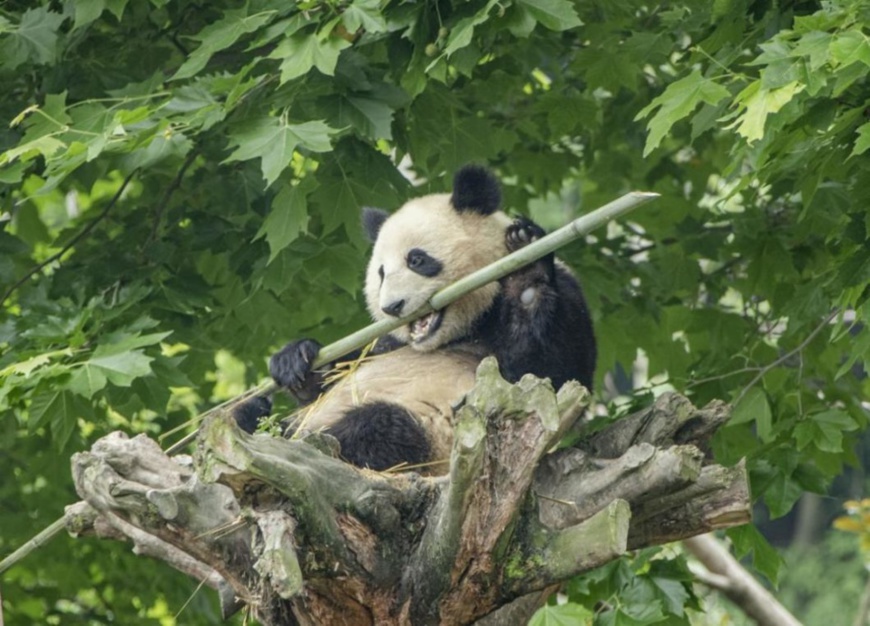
[235,165,596,474]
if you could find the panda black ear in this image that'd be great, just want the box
[362,207,389,242]
[451,164,501,215]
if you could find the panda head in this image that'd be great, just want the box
[363,165,511,351]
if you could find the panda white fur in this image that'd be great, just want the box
[235,165,596,473]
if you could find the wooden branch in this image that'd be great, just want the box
[69,433,256,605]
[65,360,751,625]
[628,462,751,548]
[581,393,730,458]
[65,500,240,615]
[253,511,303,599]
[684,534,801,626]
[535,444,704,528]
[513,499,630,595]
[0,169,138,306]
[144,149,199,248]
[472,589,556,626]
[854,574,870,626]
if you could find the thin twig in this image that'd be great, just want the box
[535,492,580,509]
[853,573,870,626]
[797,348,804,417]
[734,310,838,405]
[686,366,761,388]
[382,458,450,473]
[195,519,247,541]
[1,169,138,307]
[173,576,208,620]
[684,534,801,626]
[145,150,198,248]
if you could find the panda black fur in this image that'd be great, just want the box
[236,165,596,473]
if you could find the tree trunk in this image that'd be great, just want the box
[67,358,751,625]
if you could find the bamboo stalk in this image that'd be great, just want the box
[164,190,657,454]
[316,191,660,368]
[162,191,657,454]
[0,516,67,577]
[0,189,658,574]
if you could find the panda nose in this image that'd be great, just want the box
[382,299,405,317]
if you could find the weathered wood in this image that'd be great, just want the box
[684,534,801,626]
[68,358,751,625]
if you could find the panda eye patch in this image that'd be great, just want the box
[407,248,442,277]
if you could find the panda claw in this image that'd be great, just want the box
[506,217,545,252]
[270,338,322,391]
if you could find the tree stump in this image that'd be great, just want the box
[67,358,750,625]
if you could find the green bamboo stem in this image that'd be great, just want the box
[163,190,658,455]
[249,191,660,392]
[0,190,658,575]
[319,191,660,366]
[0,516,67,577]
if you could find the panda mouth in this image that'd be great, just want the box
[409,310,444,343]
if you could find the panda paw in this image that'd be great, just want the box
[233,395,272,434]
[269,339,322,397]
[506,217,546,252]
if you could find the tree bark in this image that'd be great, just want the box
[68,358,751,625]
[684,534,802,626]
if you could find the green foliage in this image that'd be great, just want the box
[224,116,335,186]
[726,524,784,584]
[530,550,699,625]
[529,602,593,626]
[1,0,869,622]
[635,69,731,156]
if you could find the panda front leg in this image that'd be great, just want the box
[235,335,407,435]
[495,217,596,391]
[269,338,327,404]
[269,335,405,403]
[326,402,432,471]
[232,394,273,434]
[501,217,559,336]
[232,339,325,434]
[505,216,556,277]
[486,217,563,383]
